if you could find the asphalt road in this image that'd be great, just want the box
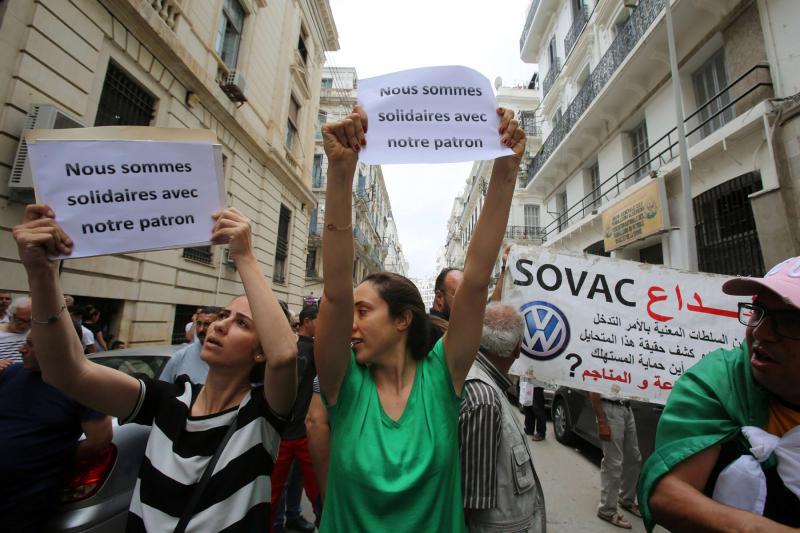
[530,420,668,533]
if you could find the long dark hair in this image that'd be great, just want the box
[362,272,430,361]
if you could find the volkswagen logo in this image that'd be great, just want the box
[520,301,570,360]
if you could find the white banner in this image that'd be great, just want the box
[357,66,514,164]
[504,247,745,404]
[27,132,225,259]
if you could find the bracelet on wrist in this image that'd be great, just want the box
[32,304,67,325]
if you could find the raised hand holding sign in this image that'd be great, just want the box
[357,66,516,164]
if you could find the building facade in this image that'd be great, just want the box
[441,84,543,274]
[304,66,409,298]
[519,0,800,274]
[0,0,338,345]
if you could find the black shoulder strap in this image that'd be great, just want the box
[174,418,239,533]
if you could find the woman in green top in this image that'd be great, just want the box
[315,105,526,531]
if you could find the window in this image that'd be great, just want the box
[524,204,540,231]
[572,0,584,15]
[286,95,300,150]
[630,120,650,181]
[694,172,764,276]
[95,63,155,126]
[639,244,664,265]
[273,205,291,283]
[312,154,323,188]
[316,111,326,140]
[182,246,213,265]
[584,240,610,257]
[306,249,317,277]
[548,35,557,67]
[693,50,734,138]
[309,208,319,235]
[215,0,244,69]
[589,162,601,209]
[297,29,308,65]
[556,190,568,232]
[171,305,198,345]
[321,77,333,89]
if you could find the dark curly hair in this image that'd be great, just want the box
[361,272,430,361]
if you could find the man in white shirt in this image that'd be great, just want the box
[0,297,32,363]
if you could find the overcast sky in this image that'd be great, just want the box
[326,0,536,278]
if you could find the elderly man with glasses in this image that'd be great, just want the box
[0,297,32,365]
[640,257,800,532]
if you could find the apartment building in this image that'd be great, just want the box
[0,0,338,345]
[305,66,409,297]
[519,0,800,275]
[440,83,543,271]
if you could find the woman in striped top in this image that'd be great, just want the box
[13,206,298,532]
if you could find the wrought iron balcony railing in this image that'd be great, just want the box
[505,225,546,240]
[519,110,542,137]
[564,3,589,58]
[542,57,561,98]
[527,0,665,184]
[538,63,773,242]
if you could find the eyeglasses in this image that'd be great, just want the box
[738,302,800,340]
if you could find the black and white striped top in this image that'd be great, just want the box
[122,376,285,532]
[0,331,25,364]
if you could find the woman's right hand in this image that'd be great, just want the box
[12,204,72,271]
[321,105,367,170]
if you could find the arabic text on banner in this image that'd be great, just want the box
[357,66,514,165]
[503,247,744,404]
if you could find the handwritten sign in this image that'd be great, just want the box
[503,247,744,404]
[357,66,514,164]
[602,177,669,252]
[26,127,225,259]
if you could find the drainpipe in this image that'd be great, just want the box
[665,0,698,270]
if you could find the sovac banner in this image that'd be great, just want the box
[503,247,744,404]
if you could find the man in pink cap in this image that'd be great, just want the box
[639,257,800,531]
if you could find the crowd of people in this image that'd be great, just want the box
[0,105,799,532]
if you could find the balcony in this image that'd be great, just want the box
[505,226,545,241]
[519,0,561,62]
[564,3,589,58]
[519,110,542,137]
[542,57,561,99]
[527,0,665,185]
[538,63,773,242]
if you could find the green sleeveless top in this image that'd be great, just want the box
[320,338,466,532]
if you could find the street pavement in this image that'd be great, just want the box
[529,420,668,533]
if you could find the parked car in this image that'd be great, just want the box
[46,344,181,532]
[550,386,664,460]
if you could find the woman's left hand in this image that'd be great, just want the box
[211,208,253,260]
[495,107,526,171]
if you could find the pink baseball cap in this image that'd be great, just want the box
[722,257,800,310]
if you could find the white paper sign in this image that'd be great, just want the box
[28,138,224,259]
[358,66,514,164]
[503,247,745,404]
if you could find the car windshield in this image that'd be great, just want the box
[93,356,169,379]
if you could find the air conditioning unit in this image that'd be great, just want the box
[220,70,247,104]
[9,104,85,201]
